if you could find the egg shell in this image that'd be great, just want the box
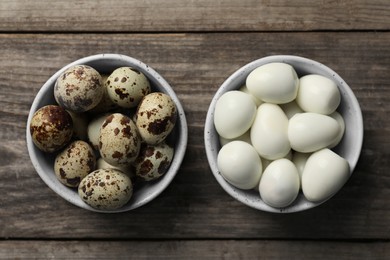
[87,113,110,150]
[54,140,96,187]
[296,74,341,115]
[30,105,73,153]
[288,112,340,153]
[106,67,151,108]
[219,129,251,147]
[328,111,345,148]
[99,113,141,166]
[54,65,104,112]
[214,91,257,139]
[67,110,88,141]
[134,142,174,181]
[97,157,134,178]
[239,85,263,106]
[246,62,299,104]
[217,141,263,190]
[302,148,350,202]
[88,74,118,114]
[259,158,300,208]
[251,103,291,160]
[78,168,133,210]
[136,92,177,145]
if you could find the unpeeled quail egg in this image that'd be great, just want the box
[99,113,140,166]
[78,168,133,210]
[54,65,104,112]
[54,140,96,187]
[106,67,151,108]
[136,92,177,145]
[30,105,73,153]
[134,142,174,181]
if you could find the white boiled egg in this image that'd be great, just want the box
[259,159,300,208]
[217,141,262,190]
[251,103,291,160]
[288,112,340,153]
[296,74,341,115]
[246,62,299,104]
[328,111,345,148]
[214,91,257,139]
[302,148,350,202]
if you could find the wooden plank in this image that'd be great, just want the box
[0,32,389,239]
[0,240,388,259]
[0,0,389,32]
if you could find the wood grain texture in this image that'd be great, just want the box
[0,33,389,241]
[0,0,389,32]
[0,240,388,259]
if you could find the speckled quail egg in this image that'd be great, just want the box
[67,110,88,141]
[88,74,118,114]
[136,92,177,145]
[30,105,73,153]
[87,113,110,150]
[106,67,151,108]
[54,140,96,187]
[54,65,104,112]
[78,168,133,210]
[99,113,141,166]
[97,157,135,178]
[134,142,174,181]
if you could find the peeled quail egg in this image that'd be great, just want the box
[78,168,133,210]
[99,113,140,166]
[87,113,110,150]
[239,85,263,106]
[219,130,251,146]
[134,142,174,181]
[54,140,96,187]
[106,67,151,108]
[136,92,177,145]
[328,111,345,148]
[296,74,341,115]
[67,110,88,141]
[217,141,262,190]
[302,148,349,202]
[280,100,303,119]
[54,65,104,112]
[251,103,291,160]
[259,159,300,208]
[214,91,257,139]
[30,105,73,153]
[246,62,299,104]
[88,74,118,114]
[288,112,340,153]
[96,158,134,178]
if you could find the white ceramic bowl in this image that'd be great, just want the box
[204,55,363,213]
[27,54,188,213]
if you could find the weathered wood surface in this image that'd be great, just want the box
[0,240,388,259]
[0,0,389,32]
[0,33,389,241]
[0,0,389,258]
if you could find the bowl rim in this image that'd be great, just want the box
[204,54,363,213]
[26,53,188,213]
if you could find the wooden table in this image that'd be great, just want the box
[0,1,389,258]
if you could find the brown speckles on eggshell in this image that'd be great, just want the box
[77,169,133,210]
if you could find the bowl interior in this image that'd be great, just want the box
[27,54,188,213]
[204,55,363,213]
